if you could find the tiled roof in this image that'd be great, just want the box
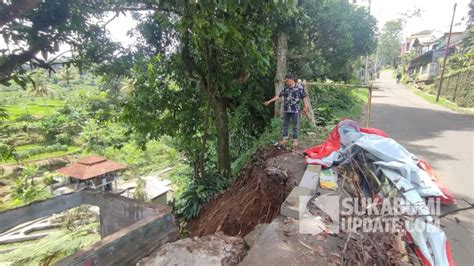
[77,155,107,165]
[56,155,126,180]
[412,30,433,36]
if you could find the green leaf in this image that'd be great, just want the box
[216,22,229,33]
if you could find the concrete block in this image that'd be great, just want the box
[307,164,321,173]
[280,186,313,220]
[299,164,321,192]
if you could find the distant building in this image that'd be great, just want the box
[401,30,440,57]
[56,155,126,191]
[117,176,172,205]
[406,31,464,82]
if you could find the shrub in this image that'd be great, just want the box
[12,176,50,203]
[174,173,228,220]
[56,133,74,145]
[133,178,147,201]
[307,84,365,127]
[0,142,14,161]
[43,173,58,186]
[15,114,36,122]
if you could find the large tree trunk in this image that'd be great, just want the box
[215,97,230,179]
[274,30,288,117]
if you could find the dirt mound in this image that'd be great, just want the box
[188,147,294,237]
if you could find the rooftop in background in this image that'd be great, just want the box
[412,29,435,36]
[117,175,172,201]
[56,155,126,180]
[370,0,470,38]
[77,155,107,165]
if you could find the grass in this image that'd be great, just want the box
[406,83,474,115]
[15,143,43,151]
[4,99,64,119]
[2,145,81,163]
[346,88,368,118]
[0,89,65,119]
[24,146,81,161]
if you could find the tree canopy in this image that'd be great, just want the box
[377,19,403,67]
[1,0,377,181]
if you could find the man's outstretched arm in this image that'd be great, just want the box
[264,95,280,106]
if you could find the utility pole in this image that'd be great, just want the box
[364,0,372,85]
[374,45,379,78]
[436,3,457,102]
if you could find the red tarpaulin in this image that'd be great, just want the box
[304,120,389,160]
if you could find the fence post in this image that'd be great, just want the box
[303,83,317,128]
[367,85,372,127]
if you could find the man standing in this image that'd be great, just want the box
[264,74,309,146]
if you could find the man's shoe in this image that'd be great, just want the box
[293,140,299,146]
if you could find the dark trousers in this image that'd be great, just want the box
[283,112,300,140]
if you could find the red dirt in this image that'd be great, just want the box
[188,146,294,237]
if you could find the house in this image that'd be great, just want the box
[407,32,464,82]
[117,175,172,205]
[401,30,440,57]
[56,155,127,191]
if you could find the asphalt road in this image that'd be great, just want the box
[370,71,474,264]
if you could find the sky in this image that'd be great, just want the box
[369,0,471,37]
[105,1,472,45]
[106,15,137,47]
[1,1,472,52]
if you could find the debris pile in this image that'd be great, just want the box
[339,225,412,265]
[336,164,419,265]
[303,119,455,265]
[188,147,294,237]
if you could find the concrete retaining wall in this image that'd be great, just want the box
[0,189,179,265]
[0,192,83,233]
[57,212,179,266]
[82,191,165,238]
[0,190,170,238]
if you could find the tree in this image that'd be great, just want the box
[28,70,50,97]
[275,0,376,104]
[58,66,79,86]
[0,0,130,85]
[378,19,403,67]
[123,2,276,179]
[1,0,377,183]
[0,142,14,162]
[463,0,474,66]
[120,77,134,95]
[133,177,147,201]
[12,164,49,204]
[112,1,376,181]
[301,1,377,80]
[0,105,7,121]
[123,57,211,179]
[269,3,302,117]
